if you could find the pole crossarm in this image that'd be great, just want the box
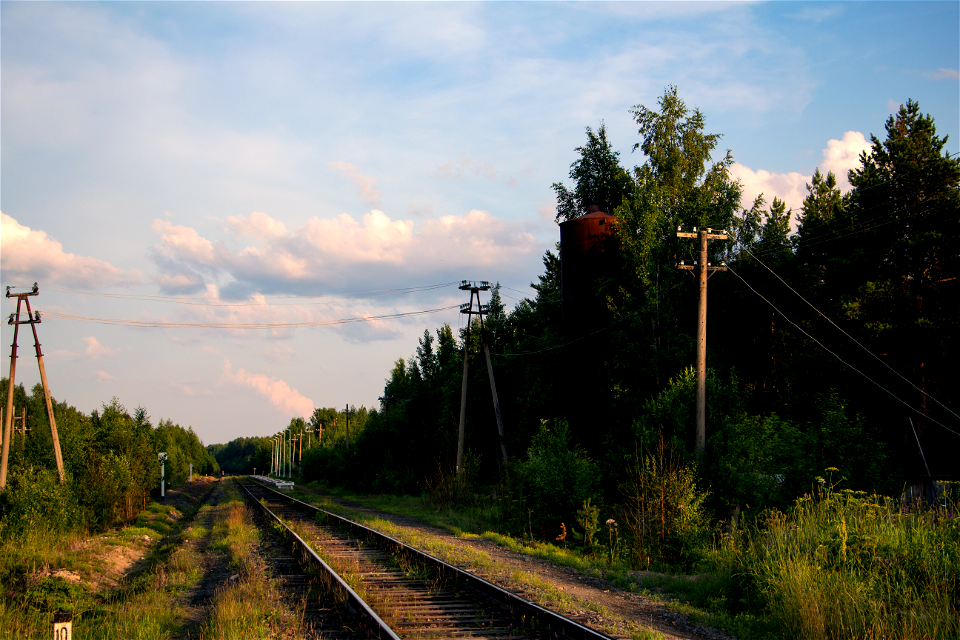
[456,279,508,475]
[1,284,65,489]
[675,228,729,462]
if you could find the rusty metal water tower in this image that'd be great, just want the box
[559,205,619,352]
[558,205,620,449]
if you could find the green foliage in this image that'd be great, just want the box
[0,465,81,540]
[291,92,957,593]
[620,436,711,569]
[0,384,217,539]
[23,576,93,614]
[518,420,599,537]
[576,498,600,555]
[731,479,960,639]
[209,436,273,474]
[552,122,635,221]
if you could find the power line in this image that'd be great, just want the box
[725,264,960,439]
[34,281,459,307]
[731,164,958,259]
[489,280,685,358]
[41,305,460,330]
[702,149,959,232]
[742,247,960,423]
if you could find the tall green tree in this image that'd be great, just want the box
[612,86,741,400]
[840,100,960,473]
[552,122,634,221]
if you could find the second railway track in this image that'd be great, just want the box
[239,479,617,640]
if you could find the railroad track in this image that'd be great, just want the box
[239,479,616,640]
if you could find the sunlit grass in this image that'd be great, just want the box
[0,480,224,638]
[201,495,299,639]
[298,476,960,640]
[730,485,960,640]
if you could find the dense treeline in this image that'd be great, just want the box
[0,381,218,540]
[210,406,369,476]
[294,89,958,562]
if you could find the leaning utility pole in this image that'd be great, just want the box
[1,284,65,489]
[676,228,728,462]
[456,280,508,474]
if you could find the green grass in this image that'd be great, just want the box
[0,480,220,639]
[728,485,960,640]
[201,489,308,639]
[296,478,960,640]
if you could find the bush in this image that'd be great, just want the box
[0,465,83,541]
[518,419,599,538]
[620,436,711,569]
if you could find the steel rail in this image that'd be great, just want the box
[249,478,615,640]
[238,481,402,640]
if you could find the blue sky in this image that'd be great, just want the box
[2,1,957,445]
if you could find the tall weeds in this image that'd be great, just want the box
[736,479,959,639]
[620,436,711,569]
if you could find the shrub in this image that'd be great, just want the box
[0,465,83,541]
[620,435,711,569]
[518,419,599,538]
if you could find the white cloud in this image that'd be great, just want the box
[93,369,115,382]
[328,162,382,208]
[154,272,205,294]
[151,219,217,264]
[0,212,141,288]
[820,131,872,190]
[83,336,119,360]
[47,349,80,361]
[732,131,873,222]
[222,358,313,417]
[537,198,558,223]
[225,211,288,240]
[301,210,414,266]
[435,154,498,180]
[926,68,960,81]
[407,203,434,219]
[150,208,539,290]
[168,382,212,397]
[262,343,297,363]
[730,164,809,215]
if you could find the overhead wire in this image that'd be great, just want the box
[697,150,958,259]
[742,247,960,422]
[746,178,957,259]
[36,281,459,307]
[40,305,461,330]
[488,280,685,358]
[725,263,960,439]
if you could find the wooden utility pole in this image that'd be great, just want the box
[676,229,728,462]
[1,284,65,489]
[344,405,351,451]
[456,280,508,474]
